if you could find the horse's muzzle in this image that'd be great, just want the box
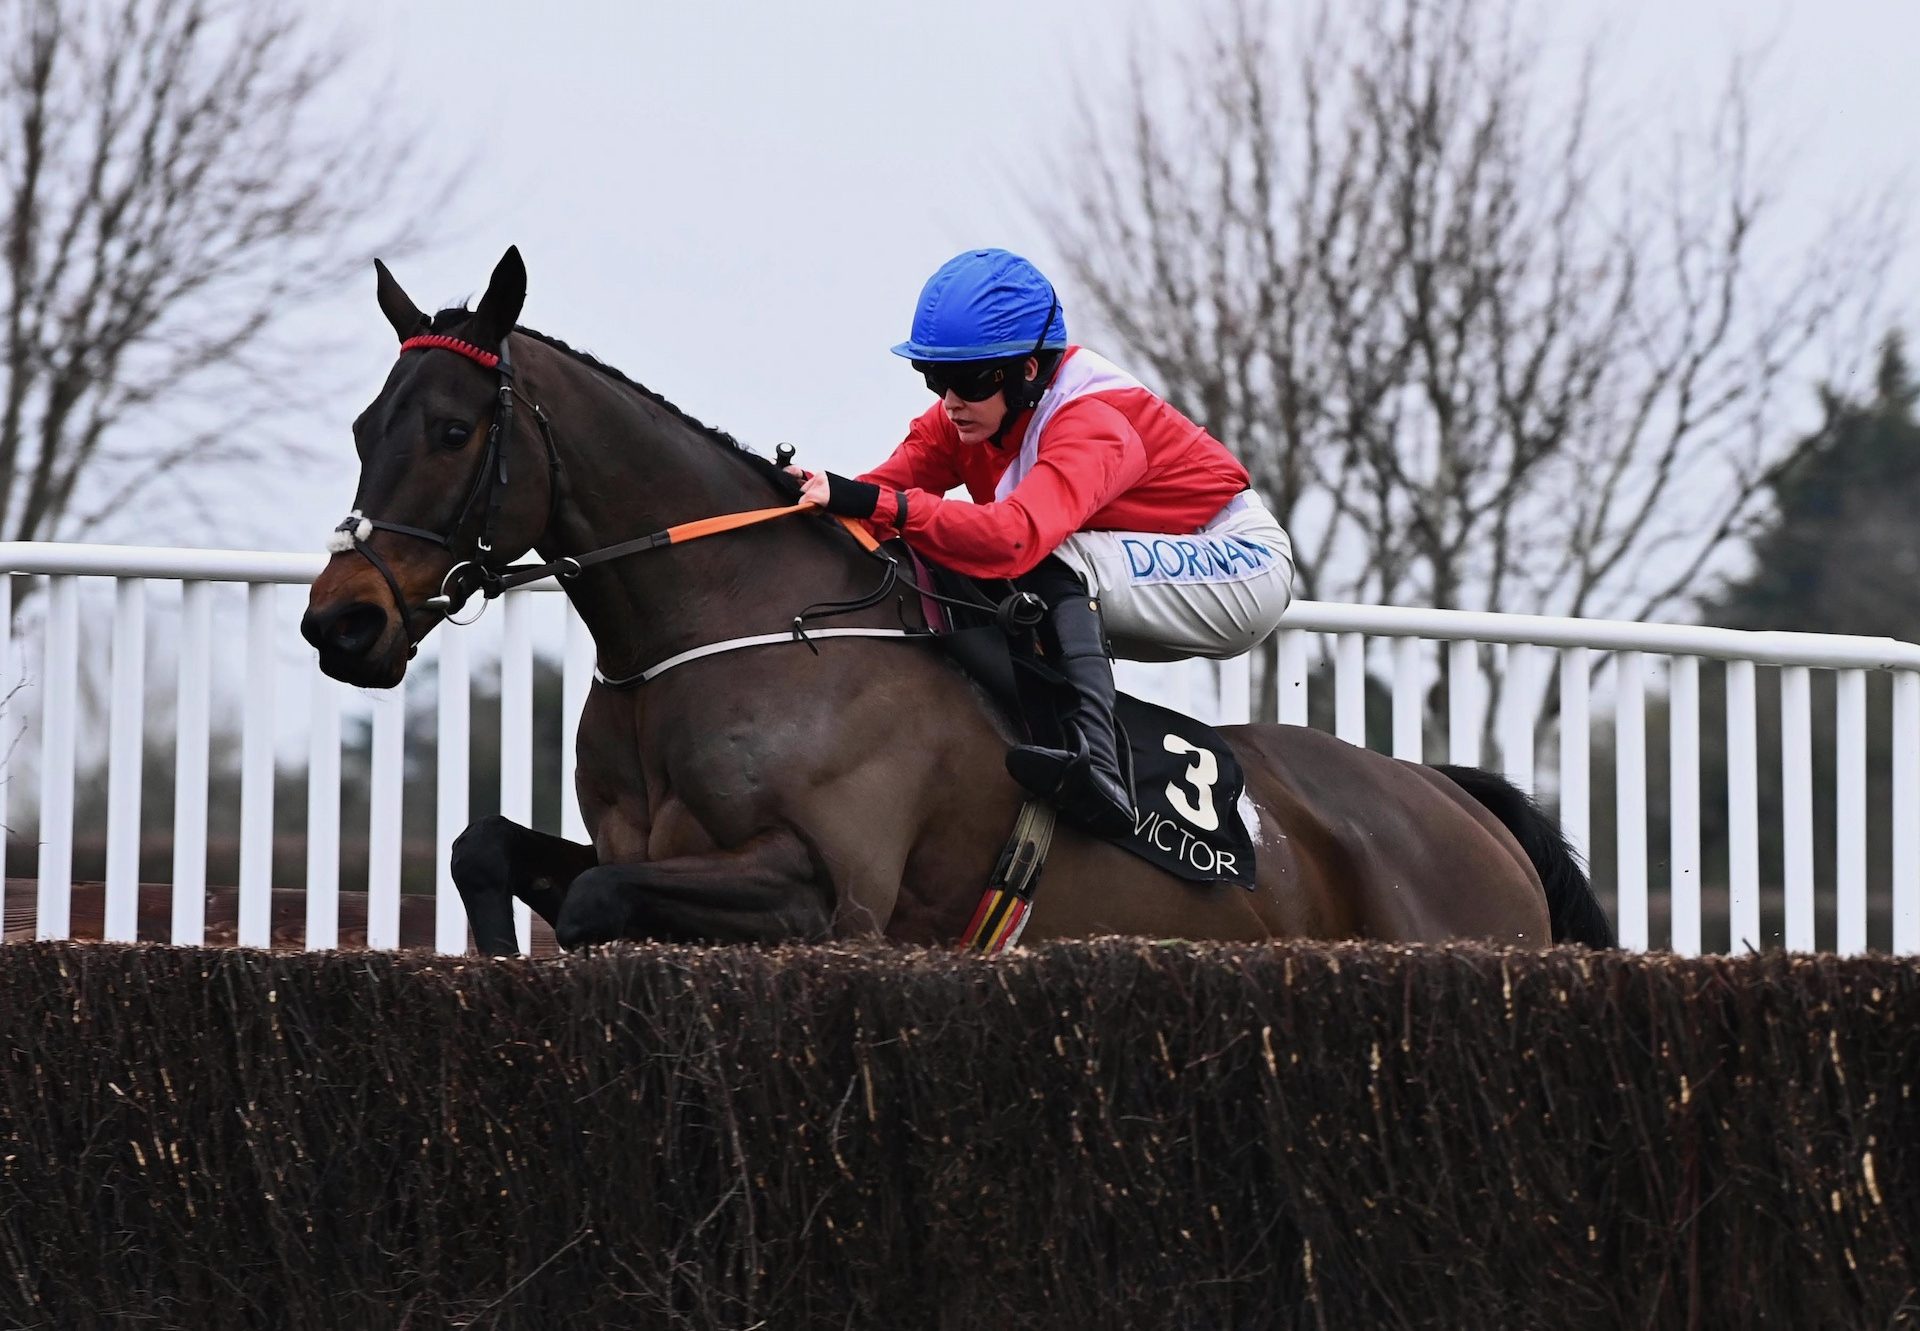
[301,599,408,687]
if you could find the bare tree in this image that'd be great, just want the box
[1044,0,1898,717]
[0,0,437,546]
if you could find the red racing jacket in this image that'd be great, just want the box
[857,346,1249,578]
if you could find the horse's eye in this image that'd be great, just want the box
[441,422,473,448]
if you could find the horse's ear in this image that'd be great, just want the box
[374,259,428,342]
[469,246,527,346]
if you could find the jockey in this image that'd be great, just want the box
[788,248,1294,836]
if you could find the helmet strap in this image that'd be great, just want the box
[988,286,1061,447]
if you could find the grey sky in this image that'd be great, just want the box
[247,0,1918,555]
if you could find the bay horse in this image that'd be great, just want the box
[301,248,1613,955]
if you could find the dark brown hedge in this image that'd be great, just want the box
[0,940,1914,1330]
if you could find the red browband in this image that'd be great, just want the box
[399,334,500,369]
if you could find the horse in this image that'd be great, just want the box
[301,248,1614,955]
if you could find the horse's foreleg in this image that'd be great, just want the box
[554,830,829,948]
[450,814,599,955]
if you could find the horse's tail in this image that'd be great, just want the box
[1433,764,1615,948]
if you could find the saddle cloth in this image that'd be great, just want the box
[904,550,1257,887]
[1112,693,1257,886]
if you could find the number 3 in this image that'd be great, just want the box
[1162,735,1220,831]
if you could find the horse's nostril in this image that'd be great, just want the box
[303,602,390,660]
[329,604,390,657]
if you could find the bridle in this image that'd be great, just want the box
[329,332,907,663]
[330,333,563,631]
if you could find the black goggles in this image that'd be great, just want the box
[915,359,1010,402]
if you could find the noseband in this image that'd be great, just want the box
[330,333,562,633]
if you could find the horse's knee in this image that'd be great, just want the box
[450,814,519,889]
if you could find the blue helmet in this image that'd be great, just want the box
[891,249,1068,362]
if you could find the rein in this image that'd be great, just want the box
[482,498,878,600]
[331,331,893,664]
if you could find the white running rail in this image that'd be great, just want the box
[1,542,1914,956]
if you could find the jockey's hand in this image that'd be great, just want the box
[783,466,878,518]
[783,465,830,509]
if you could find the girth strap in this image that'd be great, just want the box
[959,800,1057,954]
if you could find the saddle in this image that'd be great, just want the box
[900,550,1256,888]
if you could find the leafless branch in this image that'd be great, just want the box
[1042,0,1898,721]
[0,0,454,550]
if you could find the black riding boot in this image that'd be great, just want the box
[1005,559,1135,837]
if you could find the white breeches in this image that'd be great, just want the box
[1054,491,1295,663]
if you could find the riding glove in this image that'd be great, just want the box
[815,472,880,519]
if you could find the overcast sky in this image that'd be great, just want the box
[234,0,1920,555]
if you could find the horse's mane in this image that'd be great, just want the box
[427,305,783,478]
